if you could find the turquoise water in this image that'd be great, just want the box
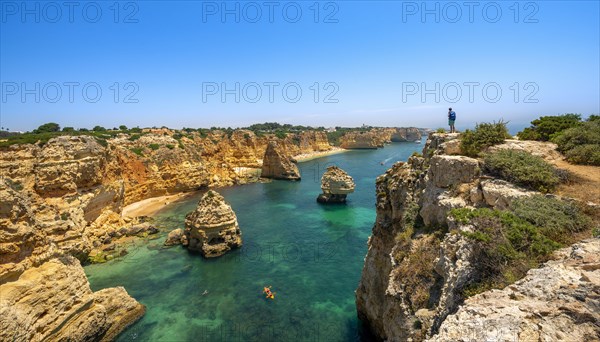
[85,142,423,342]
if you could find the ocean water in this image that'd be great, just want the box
[85,141,424,342]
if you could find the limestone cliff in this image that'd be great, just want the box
[261,141,301,180]
[0,256,145,342]
[391,127,422,142]
[317,166,355,203]
[340,128,423,149]
[430,238,600,342]
[355,132,599,341]
[339,131,379,149]
[183,190,242,257]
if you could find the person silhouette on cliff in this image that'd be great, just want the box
[448,108,456,133]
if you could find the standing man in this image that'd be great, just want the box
[448,108,456,133]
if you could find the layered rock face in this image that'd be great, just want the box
[431,239,600,342]
[317,166,355,203]
[355,132,596,341]
[183,190,242,257]
[0,256,145,342]
[339,131,379,149]
[391,127,422,142]
[260,141,301,180]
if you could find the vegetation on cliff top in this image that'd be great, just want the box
[450,195,592,297]
[483,149,561,193]
[517,114,582,141]
[460,121,511,157]
[517,114,600,165]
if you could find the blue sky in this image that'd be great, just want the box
[1,1,599,132]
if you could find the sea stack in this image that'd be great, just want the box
[261,141,301,180]
[317,166,355,203]
[183,190,242,258]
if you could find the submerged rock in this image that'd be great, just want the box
[164,228,184,246]
[317,166,355,203]
[261,141,301,180]
[183,190,242,257]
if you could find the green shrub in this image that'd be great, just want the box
[92,126,106,132]
[149,144,160,150]
[166,144,175,150]
[483,149,560,193]
[275,131,287,139]
[517,114,581,141]
[460,121,510,157]
[510,195,591,243]
[450,207,562,296]
[451,194,592,297]
[553,120,600,165]
[62,127,75,132]
[128,134,141,141]
[436,128,446,133]
[130,147,144,156]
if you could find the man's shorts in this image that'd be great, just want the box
[448,119,455,126]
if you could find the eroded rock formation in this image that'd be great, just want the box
[183,190,242,257]
[431,239,600,342]
[317,166,355,203]
[355,132,599,341]
[0,256,145,342]
[339,131,379,149]
[260,141,301,180]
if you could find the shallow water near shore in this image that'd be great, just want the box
[85,142,423,342]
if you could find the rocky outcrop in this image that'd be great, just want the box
[0,256,145,342]
[316,166,355,203]
[339,131,379,149]
[356,131,599,341]
[164,228,184,246]
[260,141,301,180]
[183,190,242,257]
[430,239,600,342]
[391,127,422,142]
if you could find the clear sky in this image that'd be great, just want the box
[1,1,599,132]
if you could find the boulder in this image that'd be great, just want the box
[184,190,242,257]
[164,228,184,246]
[427,155,480,188]
[317,166,355,203]
[260,141,301,180]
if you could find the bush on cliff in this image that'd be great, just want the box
[517,114,581,141]
[483,149,560,193]
[450,195,591,297]
[460,121,510,157]
[553,119,600,166]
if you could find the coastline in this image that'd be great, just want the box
[294,147,347,162]
[121,147,347,218]
[122,192,195,218]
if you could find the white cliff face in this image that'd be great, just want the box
[184,190,242,257]
[429,239,600,342]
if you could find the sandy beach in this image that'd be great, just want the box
[294,147,347,162]
[122,193,195,218]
